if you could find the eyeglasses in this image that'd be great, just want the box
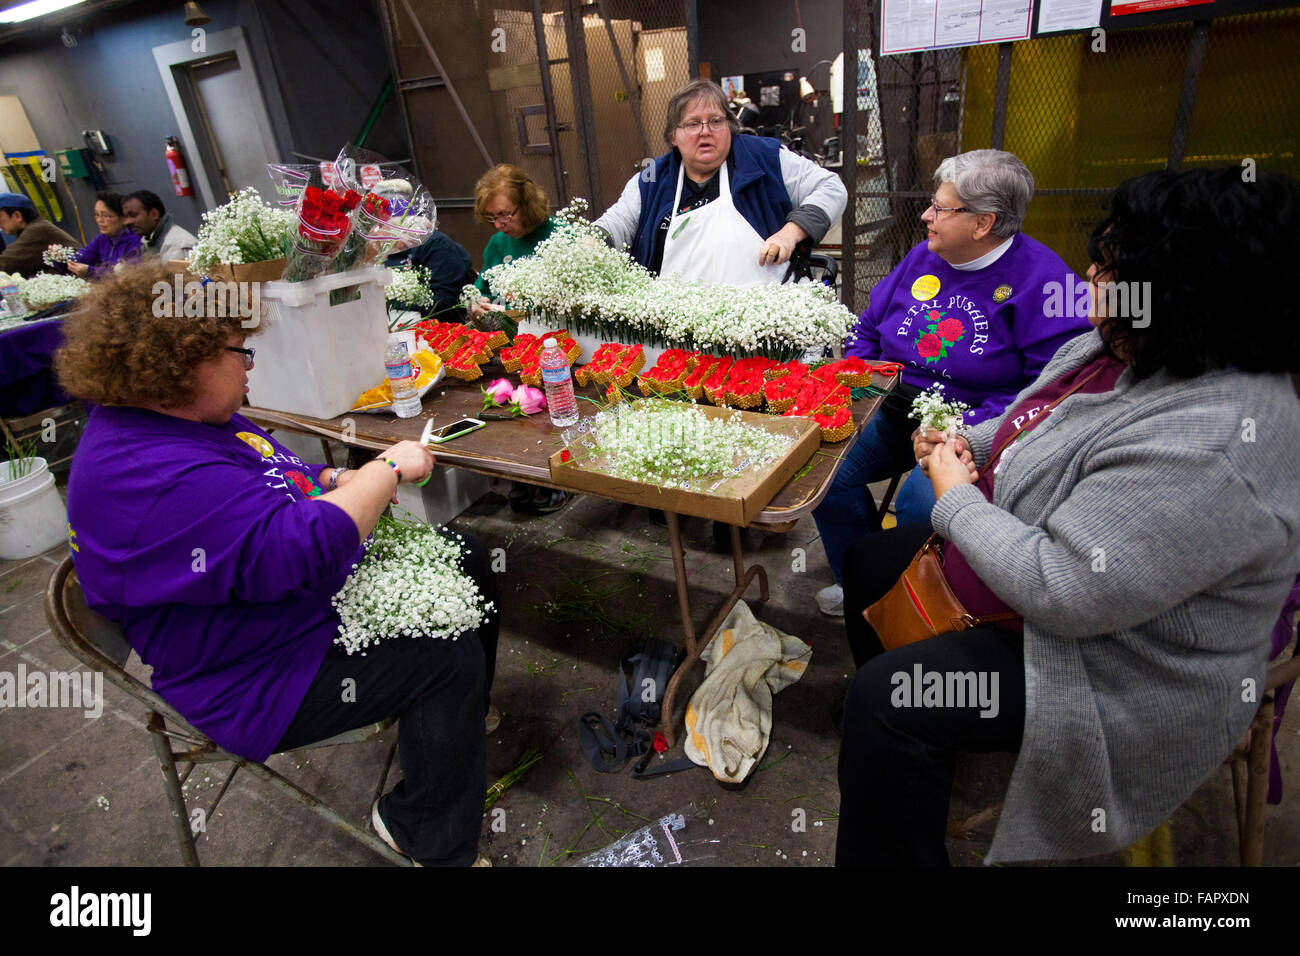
[927,196,971,216]
[226,346,255,370]
[676,116,728,136]
[486,206,518,225]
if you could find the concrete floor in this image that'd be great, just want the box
[1,476,1297,868]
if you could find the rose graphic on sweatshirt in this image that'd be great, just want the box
[283,470,323,497]
[914,310,966,364]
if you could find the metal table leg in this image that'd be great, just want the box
[658,513,769,747]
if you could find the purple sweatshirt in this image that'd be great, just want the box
[67,406,361,761]
[845,235,1091,425]
[75,229,143,277]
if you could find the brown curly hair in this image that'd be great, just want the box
[473,164,549,234]
[55,260,258,408]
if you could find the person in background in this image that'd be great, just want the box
[123,190,198,263]
[385,229,477,320]
[592,78,845,286]
[465,164,557,321]
[811,149,1090,617]
[57,261,498,866]
[0,192,80,278]
[466,164,569,516]
[68,191,142,278]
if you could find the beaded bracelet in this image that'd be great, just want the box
[382,457,402,482]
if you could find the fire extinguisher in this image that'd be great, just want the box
[165,136,193,197]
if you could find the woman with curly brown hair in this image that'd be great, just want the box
[57,262,497,866]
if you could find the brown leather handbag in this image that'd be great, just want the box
[865,534,1019,650]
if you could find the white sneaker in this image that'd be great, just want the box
[816,583,844,617]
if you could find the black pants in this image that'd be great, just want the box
[836,525,1026,866]
[276,531,499,867]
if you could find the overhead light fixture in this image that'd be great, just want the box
[184,1,210,26]
[0,0,86,24]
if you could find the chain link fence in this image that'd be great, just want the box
[842,0,1300,314]
[379,0,692,263]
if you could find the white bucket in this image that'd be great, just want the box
[0,458,67,559]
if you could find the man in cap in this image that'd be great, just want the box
[0,192,80,278]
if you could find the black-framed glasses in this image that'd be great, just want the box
[927,196,971,216]
[676,116,728,135]
[226,346,255,369]
[486,206,518,225]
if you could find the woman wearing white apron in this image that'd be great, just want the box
[593,79,845,288]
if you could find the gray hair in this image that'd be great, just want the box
[934,149,1034,238]
[663,79,740,148]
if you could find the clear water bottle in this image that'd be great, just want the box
[540,337,579,427]
[384,340,422,418]
[0,282,22,316]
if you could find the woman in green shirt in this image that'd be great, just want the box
[469,165,569,516]
[468,164,557,320]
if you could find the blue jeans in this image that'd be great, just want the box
[812,408,937,584]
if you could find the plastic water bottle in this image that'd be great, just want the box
[384,340,422,418]
[0,282,21,317]
[540,337,579,427]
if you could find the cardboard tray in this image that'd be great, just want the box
[167,258,289,282]
[548,403,821,527]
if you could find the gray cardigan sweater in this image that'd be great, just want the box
[931,328,1300,862]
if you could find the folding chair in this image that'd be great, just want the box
[43,555,407,866]
[1226,596,1300,866]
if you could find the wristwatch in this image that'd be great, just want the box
[327,467,349,491]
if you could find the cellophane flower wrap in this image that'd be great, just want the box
[282,183,363,282]
[334,146,437,266]
[331,516,495,655]
[188,188,293,277]
[480,200,856,361]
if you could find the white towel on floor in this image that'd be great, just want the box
[683,601,811,782]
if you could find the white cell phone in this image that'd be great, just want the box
[425,418,487,444]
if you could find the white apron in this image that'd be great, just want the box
[660,161,785,288]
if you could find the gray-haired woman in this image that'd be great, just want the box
[592,78,846,287]
[811,149,1090,617]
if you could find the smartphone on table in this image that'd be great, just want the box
[425,418,487,444]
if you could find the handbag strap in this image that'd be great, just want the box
[983,363,1110,474]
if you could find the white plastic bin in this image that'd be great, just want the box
[247,266,393,419]
[0,458,67,559]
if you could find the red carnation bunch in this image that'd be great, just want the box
[284,184,363,280]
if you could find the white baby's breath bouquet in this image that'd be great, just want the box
[41,244,78,269]
[331,516,495,655]
[481,200,855,360]
[384,263,438,332]
[570,398,794,489]
[21,272,89,310]
[189,187,294,276]
[909,384,970,440]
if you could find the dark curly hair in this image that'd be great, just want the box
[1088,166,1300,380]
[54,260,257,407]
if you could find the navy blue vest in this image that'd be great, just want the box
[630,135,793,272]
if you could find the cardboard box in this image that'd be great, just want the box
[197,258,289,283]
[167,258,289,282]
[548,403,820,526]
